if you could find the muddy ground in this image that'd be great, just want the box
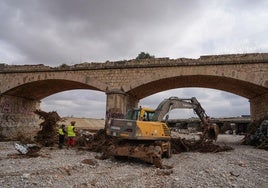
[0,135,267,188]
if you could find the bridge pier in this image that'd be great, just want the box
[0,95,40,139]
[106,90,139,119]
[250,93,268,121]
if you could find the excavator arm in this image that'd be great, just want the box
[153,97,199,122]
[153,97,218,140]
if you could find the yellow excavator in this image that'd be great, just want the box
[105,97,218,167]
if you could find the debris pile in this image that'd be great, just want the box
[243,119,268,150]
[79,129,232,162]
[34,110,61,146]
[76,129,94,147]
[83,129,115,152]
[171,137,233,153]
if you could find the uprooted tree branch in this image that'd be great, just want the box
[242,118,268,150]
[34,110,62,146]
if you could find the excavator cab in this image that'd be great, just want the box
[125,107,155,121]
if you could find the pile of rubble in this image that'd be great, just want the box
[243,119,268,150]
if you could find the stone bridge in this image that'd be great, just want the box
[0,53,268,138]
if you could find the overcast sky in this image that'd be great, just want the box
[1,0,267,119]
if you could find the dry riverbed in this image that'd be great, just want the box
[0,135,267,188]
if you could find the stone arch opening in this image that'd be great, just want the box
[120,75,268,121]
[0,79,107,138]
[41,89,106,118]
[3,79,103,100]
[139,87,249,118]
[126,75,267,100]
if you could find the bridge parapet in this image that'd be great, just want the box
[1,53,268,73]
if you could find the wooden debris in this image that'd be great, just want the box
[242,119,268,150]
[34,110,61,146]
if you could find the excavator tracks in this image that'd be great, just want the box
[105,141,167,168]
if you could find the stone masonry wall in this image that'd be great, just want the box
[0,95,40,139]
[250,93,268,121]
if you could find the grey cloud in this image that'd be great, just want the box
[0,0,205,65]
[2,0,267,65]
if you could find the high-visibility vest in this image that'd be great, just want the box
[67,125,75,137]
[58,128,64,135]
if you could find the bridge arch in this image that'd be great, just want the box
[0,77,107,138]
[3,79,103,100]
[126,75,267,100]
[0,70,108,98]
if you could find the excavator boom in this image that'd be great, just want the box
[153,97,217,140]
[153,97,201,121]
